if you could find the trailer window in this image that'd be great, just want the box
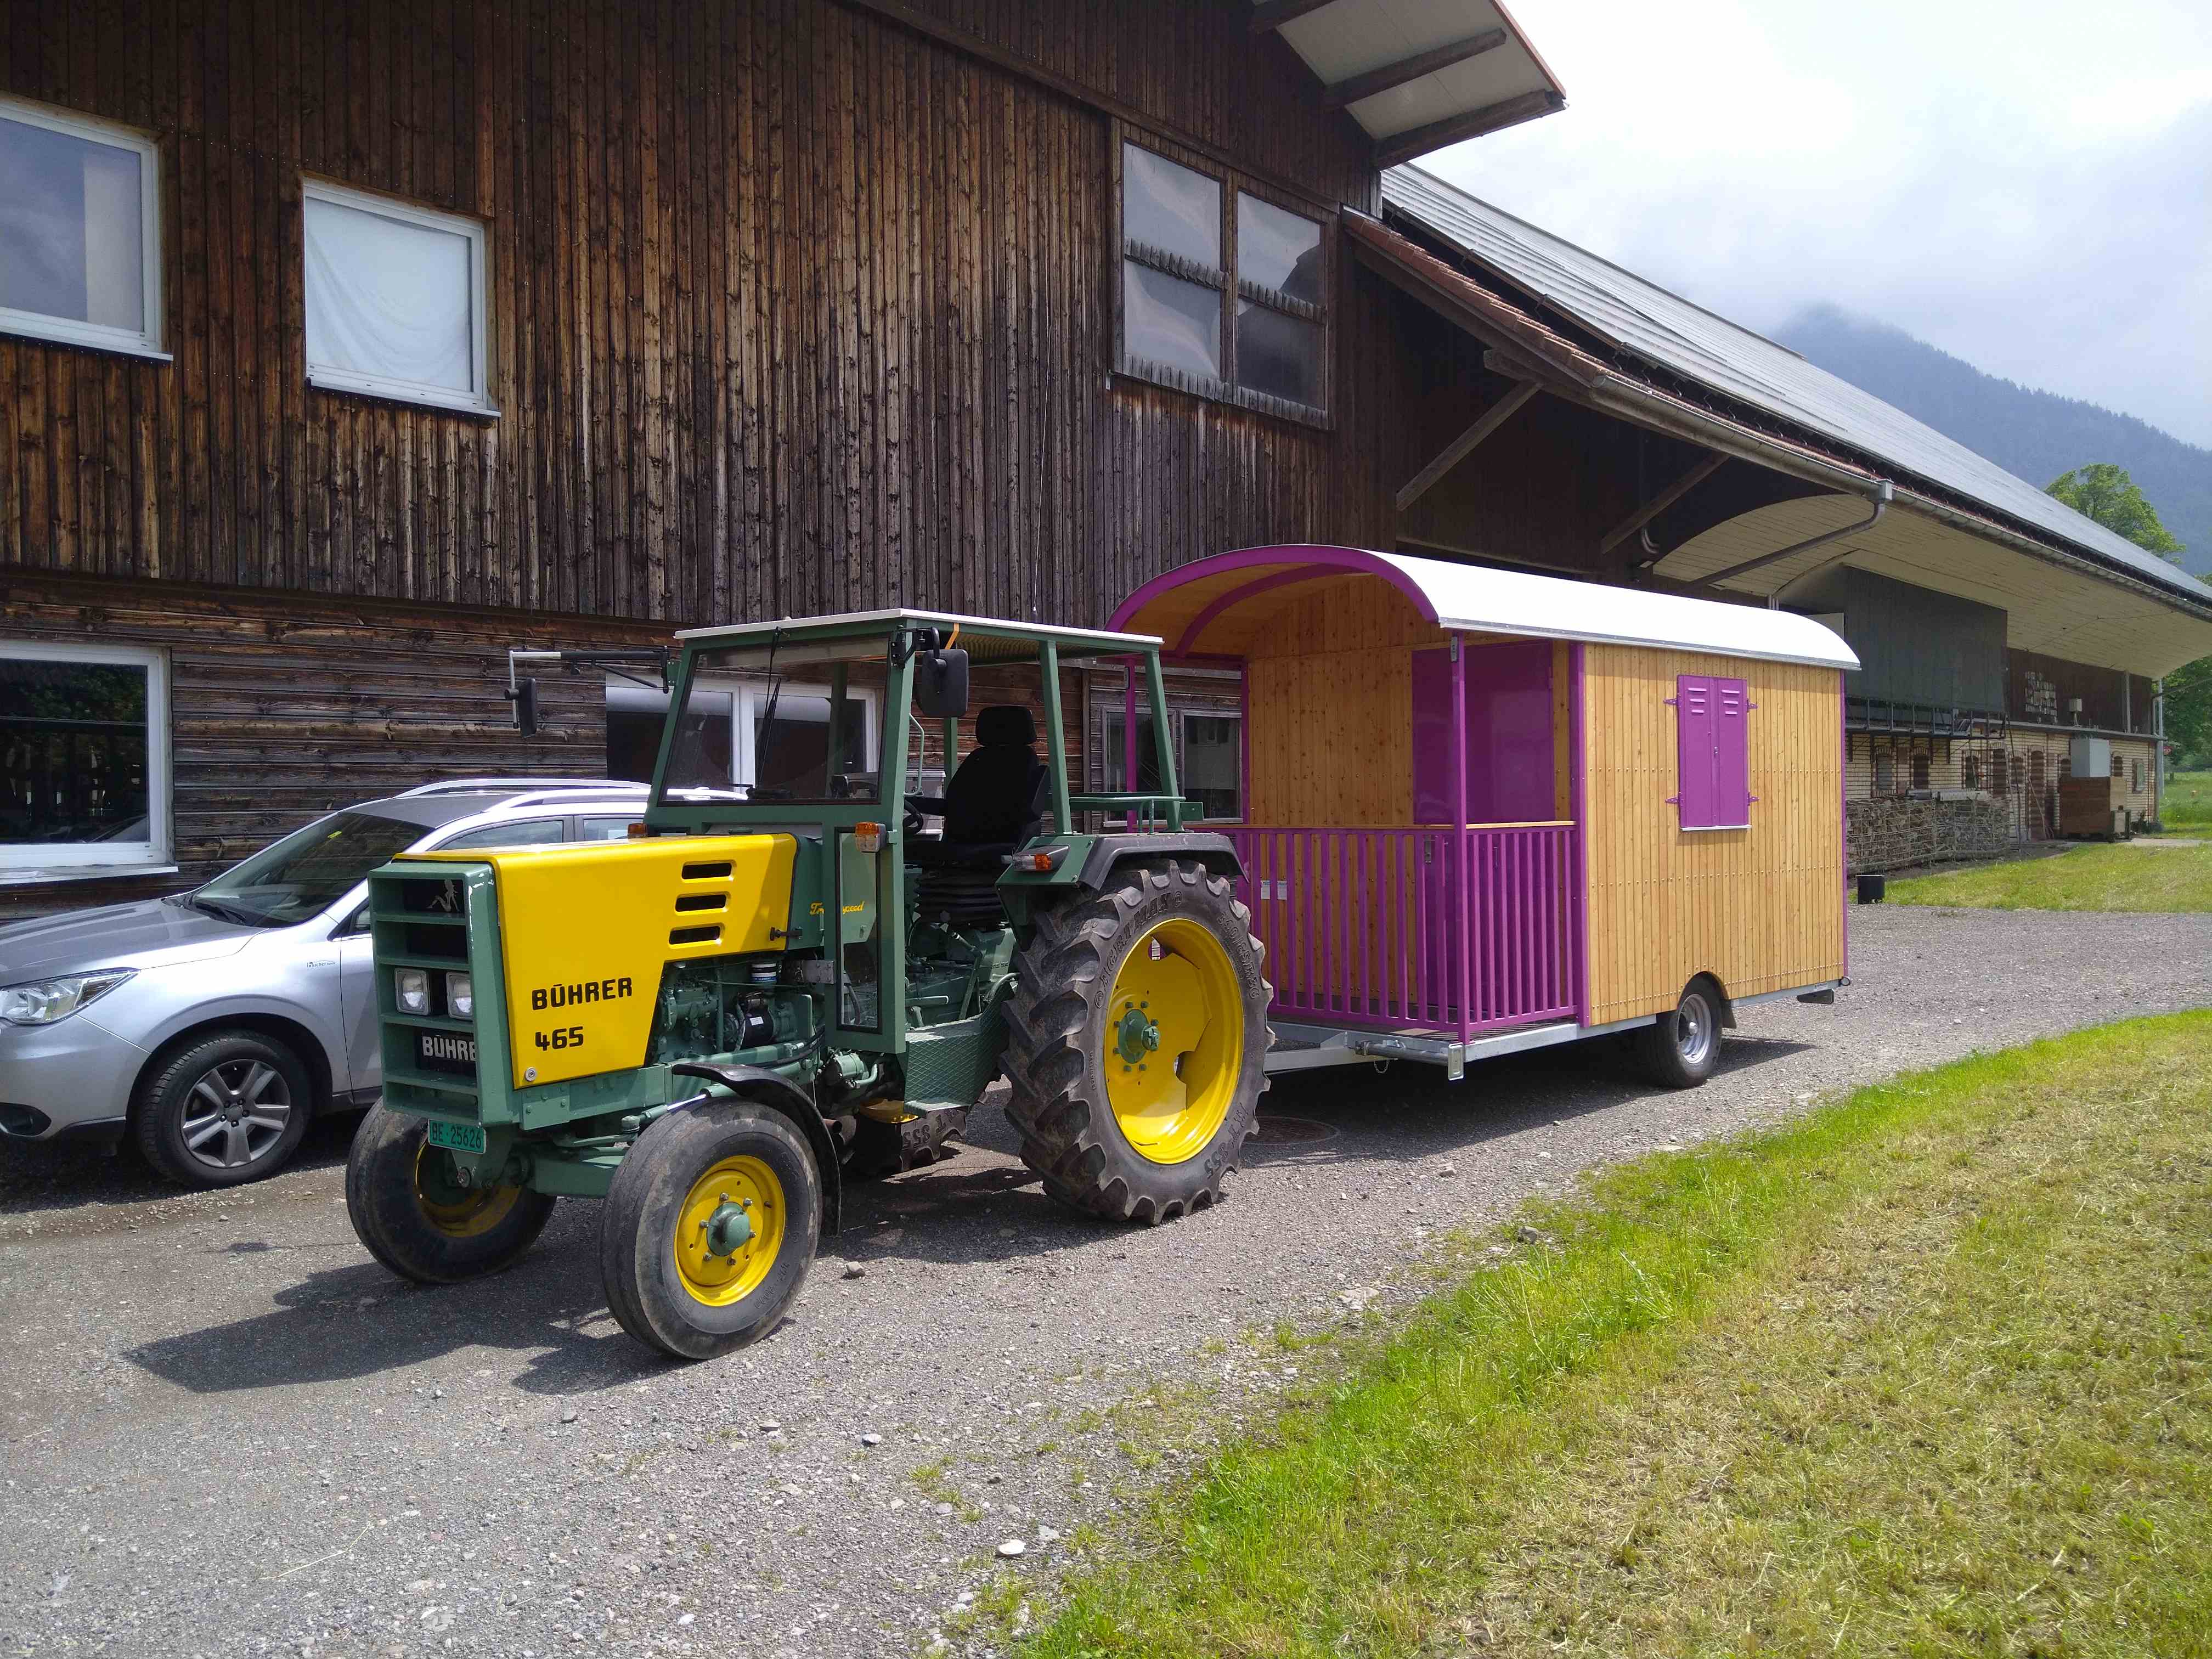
[1673,675,1751,830]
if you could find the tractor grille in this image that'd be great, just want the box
[368,866,486,1122]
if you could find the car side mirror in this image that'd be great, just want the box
[913,648,970,720]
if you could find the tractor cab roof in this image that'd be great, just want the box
[673,608,1161,665]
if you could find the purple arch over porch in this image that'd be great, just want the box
[1107,544,1440,659]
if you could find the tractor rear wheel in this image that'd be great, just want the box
[346,1103,555,1283]
[601,1099,821,1360]
[1003,860,1269,1223]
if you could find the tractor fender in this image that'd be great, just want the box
[668,1062,842,1236]
[1074,832,1244,890]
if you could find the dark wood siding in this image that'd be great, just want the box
[0,573,647,914]
[1,0,1374,631]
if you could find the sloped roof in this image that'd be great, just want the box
[1256,0,1564,161]
[1110,544,1861,669]
[1381,165,2212,610]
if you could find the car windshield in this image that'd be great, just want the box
[190,810,431,927]
[658,642,881,807]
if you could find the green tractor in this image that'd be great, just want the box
[347,611,1271,1358]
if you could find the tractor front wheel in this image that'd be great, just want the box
[601,1099,821,1360]
[346,1104,556,1283]
[1004,860,1269,1223]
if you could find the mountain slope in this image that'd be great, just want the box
[1776,305,2212,574]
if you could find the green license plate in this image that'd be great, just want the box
[426,1119,486,1155]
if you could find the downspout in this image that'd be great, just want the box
[1689,479,1894,595]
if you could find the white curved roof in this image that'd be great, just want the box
[1109,545,1861,670]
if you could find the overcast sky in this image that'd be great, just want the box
[1424,0,2212,449]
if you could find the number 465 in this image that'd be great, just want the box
[535,1026,584,1051]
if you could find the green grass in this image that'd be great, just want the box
[1884,840,2212,911]
[2162,770,2212,832]
[1020,1014,2212,1658]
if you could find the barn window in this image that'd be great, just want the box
[1962,752,1982,790]
[1118,141,1328,420]
[2132,758,2145,792]
[1672,674,1751,830]
[1990,751,2009,793]
[303,179,493,414]
[1872,747,1894,794]
[1911,752,1931,791]
[0,641,170,873]
[0,97,163,358]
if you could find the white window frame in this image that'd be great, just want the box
[607,675,881,792]
[0,639,171,874]
[0,95,167,361]
[301,177,496,416]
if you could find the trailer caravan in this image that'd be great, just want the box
[1110,546,1857,1085]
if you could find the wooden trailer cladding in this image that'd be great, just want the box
[1581,646,1846,1026]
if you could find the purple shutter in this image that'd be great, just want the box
[1674,675,1719,826]
[1714,677,1751,825]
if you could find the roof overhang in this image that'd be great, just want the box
[1111,545,1860,670]
[1657,498,2212,680]
[1252,0,1565,165]
[1345,211,2212,676]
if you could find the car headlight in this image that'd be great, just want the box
[445,972,473,1018]
[0,969,136,1026]
[396,968,430,1015]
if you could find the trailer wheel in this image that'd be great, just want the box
[1003,860,1269,1223]
[346,1103,555,1283]
[1634,979,1723,1088]
[601,1099,821,1360]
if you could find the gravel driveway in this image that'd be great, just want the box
[5,905,2207,1658]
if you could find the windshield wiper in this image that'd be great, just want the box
[189,895,272,927]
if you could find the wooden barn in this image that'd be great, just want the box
[3,0,2209,916]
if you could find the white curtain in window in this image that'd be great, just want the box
[304,194,473,393]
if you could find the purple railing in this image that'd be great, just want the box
[1228,824,1580,1036]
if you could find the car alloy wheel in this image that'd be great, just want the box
[178,1058,295,1171]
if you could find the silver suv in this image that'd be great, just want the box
[0,781,650,1188]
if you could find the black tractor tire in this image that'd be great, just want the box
[345,1103,556,1282]
[1634,978,1724,1088]
[1002,860,1269,1224]
[135,1029,315,1189]
[601,1099,822,1361]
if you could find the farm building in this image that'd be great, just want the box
[3,0,2209,912]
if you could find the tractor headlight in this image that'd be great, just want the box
[395,968,430,1015]
[445,972,473,1018]
[0,969,134,1026]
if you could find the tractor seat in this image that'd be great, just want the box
[907,704,1049,870]
[909,706,1048,927]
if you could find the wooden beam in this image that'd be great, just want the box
[1395,380,1539,512]
[1373,89,1563,168]
[1597,453,1728,556]
[1323,29,1506,109]
[1249,0,1342,32]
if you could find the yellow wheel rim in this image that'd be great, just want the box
[413,1144,523,1239]
[1103,918,1245,1166]
[673,1154,786,1307]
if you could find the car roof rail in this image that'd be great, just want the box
[396,777,647,798]
[493,789,653,811]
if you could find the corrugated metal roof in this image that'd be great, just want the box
[1381,165,2212,610]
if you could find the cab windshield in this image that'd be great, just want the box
[658,642,882,808]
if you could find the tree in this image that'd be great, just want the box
[2046,463,2185,560]
[2165,656,2212,770]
